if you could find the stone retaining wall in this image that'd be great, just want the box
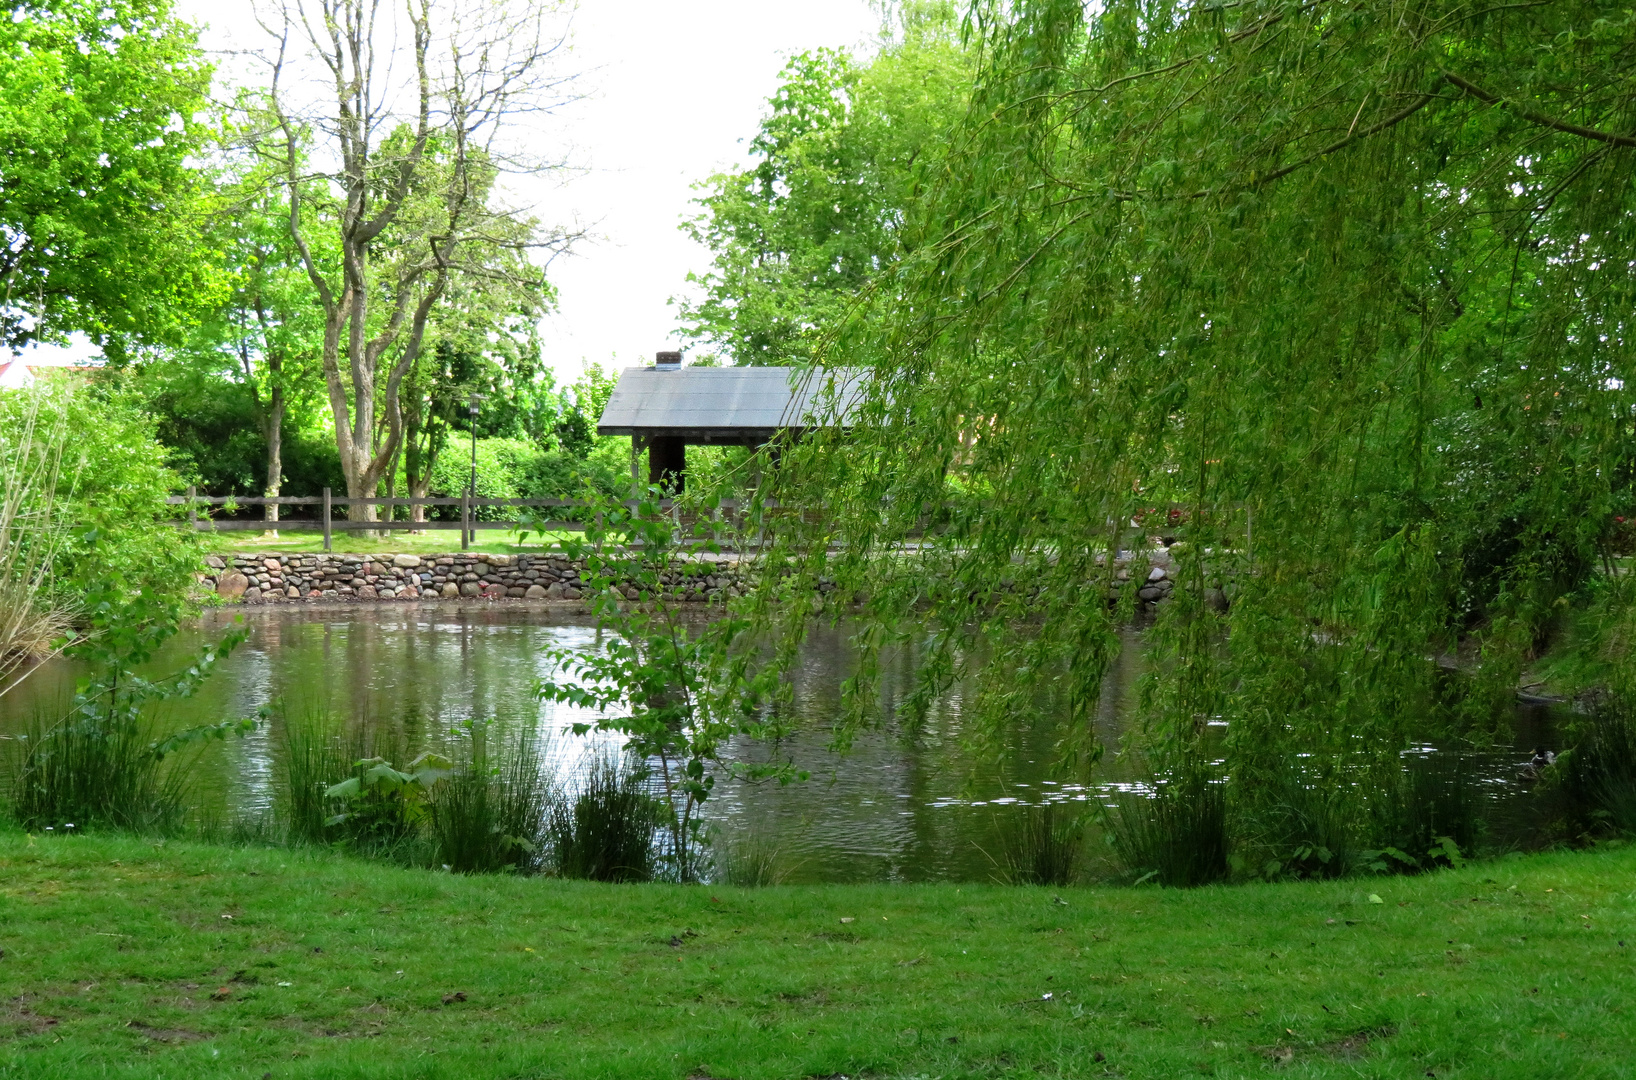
[199,552,747,604]
[198,549,1189,606]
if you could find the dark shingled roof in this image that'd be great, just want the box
[596,366,866,442]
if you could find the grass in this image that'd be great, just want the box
[545,755,660,882]
[197,529,577,557]
[5,712,186,835]
[0,832,1633,1079]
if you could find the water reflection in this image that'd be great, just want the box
[0,604,1561,882]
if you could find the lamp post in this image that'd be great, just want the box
[465,392,484,548]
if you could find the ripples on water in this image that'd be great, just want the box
[0,604,1563,882]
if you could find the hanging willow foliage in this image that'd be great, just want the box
[742,0,1636,846]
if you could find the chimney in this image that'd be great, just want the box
[654,350,682,370]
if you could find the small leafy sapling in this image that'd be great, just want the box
[536,484,802,881]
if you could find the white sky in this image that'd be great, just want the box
[17,0,880,379]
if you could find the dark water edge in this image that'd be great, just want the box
[0,603,1567,883]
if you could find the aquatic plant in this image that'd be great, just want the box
[1106,776,1229,888]
[545,754,660,883]
[281,713,350,845]
[1373,752,1480,870]
[323,752,452,850]
[428,730,550,874]
[1558,695,1636,839]
[715,829,789,888]
[986,801,1084,886]
[6,710,186,832]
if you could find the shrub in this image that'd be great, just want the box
[545,754,660,882]
[1106,774,1229,887]
[1558,694,1636,838]
[987,802,1084,886]
[428,733,551,874]
[0,388,76,679]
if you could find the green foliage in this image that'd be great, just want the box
[543,754,660,883]
[425,728,550,875]
[0,0,220,352]
[0,388,76,678]
[713,830,788,888]
[762,0,1636,873]
[6,380,202,632]
[536,487,799,881]
[987,802,1084,886]
[1557,695,1636,839]
[280,712,347,846]
[554,364,618,458]
[1106,776,1229,888]
[322,753,454,849]
[679,4,972,364]
[6,709,185,833]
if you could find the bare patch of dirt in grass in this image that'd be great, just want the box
[126,1021,205,1044]
[0,998,60,1038]
[1324,1025,1396,1059]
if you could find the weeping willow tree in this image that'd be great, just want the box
[745,0,1636,859]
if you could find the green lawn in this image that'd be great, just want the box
[198,529,574,557]
[1,832,1632,1079]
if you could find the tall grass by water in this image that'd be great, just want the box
[5,709,187,832]
[985,801,1084,886]
[1560,694,1636,837]
[279,713,553,873]
[714,829,789,887]
[1107,775,1230,887]
[428,735,551,874]
[545,754,660,882]
[0,391,76,687]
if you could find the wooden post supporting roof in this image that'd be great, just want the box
[597,357,866,494]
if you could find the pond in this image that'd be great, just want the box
[0,604,1565,882]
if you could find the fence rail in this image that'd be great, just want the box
[167,487,745,552]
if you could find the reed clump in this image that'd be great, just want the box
[545,754,660,882]
[6,709,187,833]
[281,713,350,845]
[1376,753,1480,869]
[715,829,789,887]
[987,802,1084,886]
[1106,774,1229,887]
[1558,695,1636,838]
[428,735,550,874]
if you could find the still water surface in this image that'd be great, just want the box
[0,604,1561,882]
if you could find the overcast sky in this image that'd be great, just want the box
[24,1,879,375]
[173,0,879,383]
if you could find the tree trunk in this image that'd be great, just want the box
[262,385,284,538]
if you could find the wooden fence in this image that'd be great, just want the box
[165,488,735,552]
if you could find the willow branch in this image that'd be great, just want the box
[1442,70,1636,148]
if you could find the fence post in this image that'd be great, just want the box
[186,485,197,530]
[461,485,471,550]
[322,487,332,553]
